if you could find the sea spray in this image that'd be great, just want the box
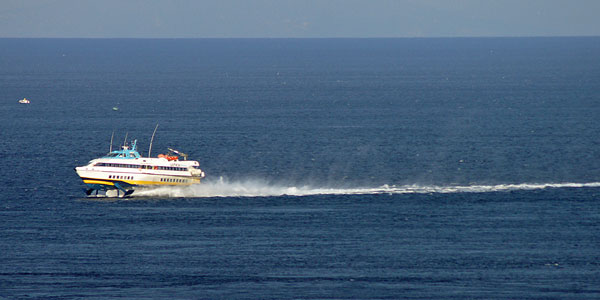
[131,177,600,198]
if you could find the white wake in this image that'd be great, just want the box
[131,177,600,198]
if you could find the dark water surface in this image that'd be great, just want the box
[1,38,600,299]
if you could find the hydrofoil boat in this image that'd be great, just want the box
[75,132,205,197]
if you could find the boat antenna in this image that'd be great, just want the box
[109,130,115,152]
[123,132,128,148]
[148,123,159,157]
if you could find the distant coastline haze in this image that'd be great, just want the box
[1,0,599,38]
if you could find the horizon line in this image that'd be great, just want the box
[1,35,599,40]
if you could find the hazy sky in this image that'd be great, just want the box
[2,0,599,38]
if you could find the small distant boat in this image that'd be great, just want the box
[18,98,30,104]
[112,107,119,111]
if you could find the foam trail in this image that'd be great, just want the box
[131,177,600,198]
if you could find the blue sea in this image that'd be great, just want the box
[1,37,600,299]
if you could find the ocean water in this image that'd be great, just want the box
[1,37,599,299]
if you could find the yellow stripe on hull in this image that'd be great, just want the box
[83,180,115,186]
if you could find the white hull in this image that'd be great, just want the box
[75,168,202,187]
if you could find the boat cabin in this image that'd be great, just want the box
[103,140,142,159]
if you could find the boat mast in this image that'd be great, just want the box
[123,132,128,148]
[109,130,115,152]
[148,123,159,158]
